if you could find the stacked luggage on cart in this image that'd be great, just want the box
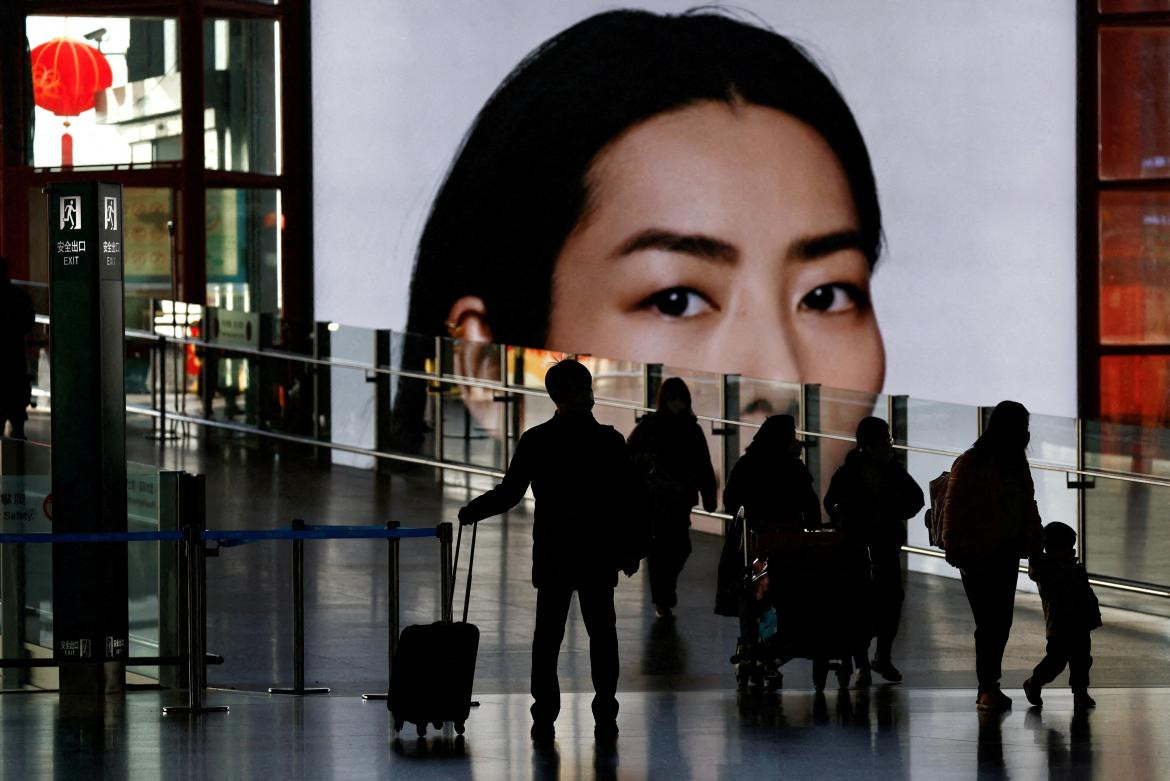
[728,511,871,692]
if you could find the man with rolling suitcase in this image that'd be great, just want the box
[459,359,648,743]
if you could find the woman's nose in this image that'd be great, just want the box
[705,311,801,383]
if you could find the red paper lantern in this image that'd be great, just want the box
[30,37,113,166]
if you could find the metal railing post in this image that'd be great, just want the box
[888,395,909,469]
[312,322,332,464]
[374,330,393,475]
[645,364,663,412]
[433,336,445,466]
[157,470,184,690]
[719,374,740,525]
[1076,417,1087,565]
[800,383,822,501]
[269,519,329,695]
[499,345,510,468]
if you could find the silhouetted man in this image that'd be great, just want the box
[0,257,34,439]
[458,359,647,743]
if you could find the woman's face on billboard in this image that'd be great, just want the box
[545,101,885,393]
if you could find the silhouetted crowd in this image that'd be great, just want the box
[459,361,1103,744]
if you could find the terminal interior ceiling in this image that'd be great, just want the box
[2,2,1170,780]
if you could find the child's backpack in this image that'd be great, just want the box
[923,471,950,549]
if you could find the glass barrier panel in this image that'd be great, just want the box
[581,356,645,408]
[126,461,160,681]
[326,324,377,469]
[905,397,978,455]
[0,441,52,688]
[387,330,443,463]
[438,336,504,471]
[1084,472,1170,588]
[1086,416,1170,479]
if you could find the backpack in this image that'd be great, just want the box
[923,471,950,549]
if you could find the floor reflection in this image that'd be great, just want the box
[1024,706,1095,780]
[641,614,688,677]
[977,709,1008,780]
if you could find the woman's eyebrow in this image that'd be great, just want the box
[788,229,866,261]
[613,229,739,264]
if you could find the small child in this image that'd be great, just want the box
[1023,522,1102,709]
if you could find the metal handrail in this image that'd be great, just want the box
[83,317,1170,489]
[27,308,1170,487]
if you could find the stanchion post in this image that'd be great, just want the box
[269,519,329,695]
[363,520,401,702]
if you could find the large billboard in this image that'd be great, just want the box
[311,0,1076,417]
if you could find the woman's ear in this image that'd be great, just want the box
[446,296,505,439]
[447,296,493,345]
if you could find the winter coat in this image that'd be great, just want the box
[1029,551,1103,637]
[461,411,650,588]
[940,446,1043,566]
[627,410,717,523]
[823,450,924,549]
[723,452,820,531]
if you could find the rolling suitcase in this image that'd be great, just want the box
[390,522,480,737]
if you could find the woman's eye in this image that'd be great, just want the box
[799,283,868,313]
[640,287,714,319]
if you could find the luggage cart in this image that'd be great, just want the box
[731,516,871,692]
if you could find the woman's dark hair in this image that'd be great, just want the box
[974,400,1031,460]
[854,416,890,450]
[746,414,798,457]
[407,8,881,347]
[394,8,881,452]
[656,377,695,418]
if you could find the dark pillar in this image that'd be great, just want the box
[48,182,128,696]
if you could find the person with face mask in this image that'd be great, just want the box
[458,359,648,743]
[824,417,924,684]
[722,414,820,533]
[627,377,717,619]
[942,400,1044,713]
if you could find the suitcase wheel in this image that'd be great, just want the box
[416,723,426,738]
[432,721,443,731]
[455,722,466,736]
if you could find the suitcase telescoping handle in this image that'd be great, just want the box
[739,507,749,568]
[451,521,477,624]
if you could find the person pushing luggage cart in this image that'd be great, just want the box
[458,359,649,744]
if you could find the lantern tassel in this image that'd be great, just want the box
[61,119,73,168]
